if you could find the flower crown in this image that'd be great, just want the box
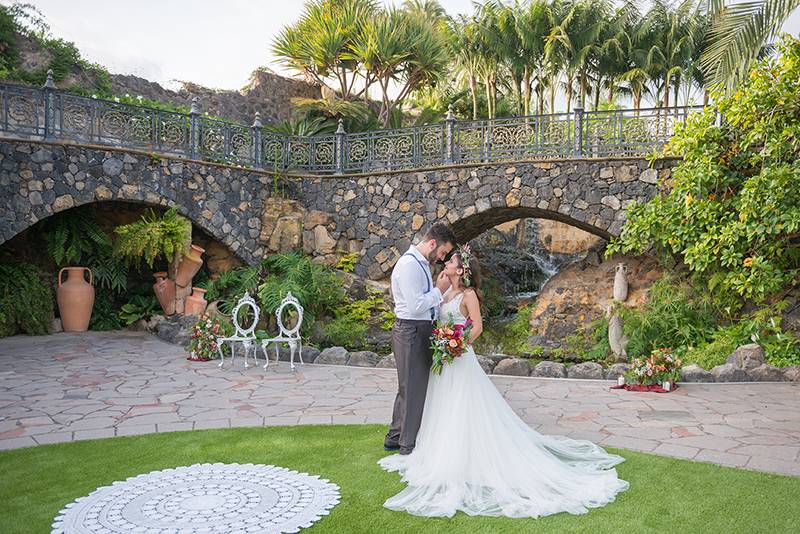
[457,244,473,287]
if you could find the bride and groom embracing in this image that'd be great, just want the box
[379,222,629,519]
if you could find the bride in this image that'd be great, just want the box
[378,245,629,518]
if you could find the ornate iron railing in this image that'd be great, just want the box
[0,76,705,175]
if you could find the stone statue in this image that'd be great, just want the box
[613,263,628,302]
[608,313,629,362]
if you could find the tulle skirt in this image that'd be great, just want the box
[378,348,629,518]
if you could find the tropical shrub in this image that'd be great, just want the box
[118,294,159,326]
[0,260,52,337]
[609,36,800,309]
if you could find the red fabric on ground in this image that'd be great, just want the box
[610,383,679,393]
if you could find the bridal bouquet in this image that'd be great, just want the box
[430,315,473,375]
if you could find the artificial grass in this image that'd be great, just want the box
[0,425,797,533]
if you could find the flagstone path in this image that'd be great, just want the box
[0,331,798,477]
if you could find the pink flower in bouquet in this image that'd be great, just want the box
[449,339,458,348]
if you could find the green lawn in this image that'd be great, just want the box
[1,425,797,533]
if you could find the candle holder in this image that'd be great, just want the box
[663,381,672,391]
[617,375,625,386]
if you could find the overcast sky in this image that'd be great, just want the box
[11,1,800,92]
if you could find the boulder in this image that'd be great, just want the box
[680,364,713,383]
[782,365,800,382]
[567,362,605,379]
[272,345,319,363]
[477,356,496,374]
[604,363,630,380]
[300,346,321,364]
[156,314,198,347]
[710,363,749,382]
[347,350,381,367]
[746,364,787,382]
[376,354,396,368]
[493,358,531,377]
[315,346,349,365]
[726,343,765,370]
[532,361,567,378]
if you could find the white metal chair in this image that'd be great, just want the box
[260,292,304,370]
[217,292,260,369]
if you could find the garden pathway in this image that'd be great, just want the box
[0,331,798,477]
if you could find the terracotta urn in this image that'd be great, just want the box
[185,287,208,316]
[57,267,94,332]
[174,244,205,288]
[152,271,176,316]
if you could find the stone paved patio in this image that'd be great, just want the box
[1,331,798,477]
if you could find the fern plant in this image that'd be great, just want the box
[41,206,111,266]
[114,207,191,268]
[257,252,344,331]
[199,264,262,315]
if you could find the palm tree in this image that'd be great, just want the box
[272,0,378,100]
[517,0,555,115]
[545,0,610,111]
[447,15,484,119]
[702,0,800,93]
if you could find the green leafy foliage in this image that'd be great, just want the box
[118,294,159,326]
[324,288,393,349]
[335,252,360,273]
[113,208,191,269]
[609,36,800,308]
[256,252,345,332]
[199,265,261,315]
[474,304,533,355]
[42,208,111,267]
[88,287,122,331]
[0,260,52,337]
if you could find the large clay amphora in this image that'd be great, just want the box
[174,244,205,288]
[152,271,176,316]
[57,267,94,332]
[185,287,208,316]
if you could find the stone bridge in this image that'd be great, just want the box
[0,138,677,279]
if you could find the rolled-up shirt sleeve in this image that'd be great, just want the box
[392,255,443,320]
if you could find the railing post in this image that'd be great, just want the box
[189,97,200,159]
[335,119,346,174]
[445,104,456,164]
[42,69,56,139]
[573,105,584,156]
[251,111,263,168]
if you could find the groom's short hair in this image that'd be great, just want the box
[422,223,456,246]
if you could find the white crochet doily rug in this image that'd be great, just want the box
[51,463,340,533]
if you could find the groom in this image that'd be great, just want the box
[384,222,456,455]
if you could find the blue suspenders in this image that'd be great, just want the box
[402,253,435,320]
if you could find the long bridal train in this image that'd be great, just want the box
[379,292,629,518]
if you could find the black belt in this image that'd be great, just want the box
[395,318,434,325]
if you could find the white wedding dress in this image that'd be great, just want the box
[378,290,629,518]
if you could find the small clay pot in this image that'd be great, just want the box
[174,244,205,288]
[152,271,176,316]
[185,287,208,316]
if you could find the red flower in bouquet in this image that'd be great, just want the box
[430,315,473,375]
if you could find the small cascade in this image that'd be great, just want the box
[472,219,586,314]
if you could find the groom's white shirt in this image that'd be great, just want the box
[391,245,443,321]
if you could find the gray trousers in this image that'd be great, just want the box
[385,318,434,453]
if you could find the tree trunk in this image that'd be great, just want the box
[515,219,526,248]
[523,66,532,116]
[593,76,602,110]
[469,74,479,120]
